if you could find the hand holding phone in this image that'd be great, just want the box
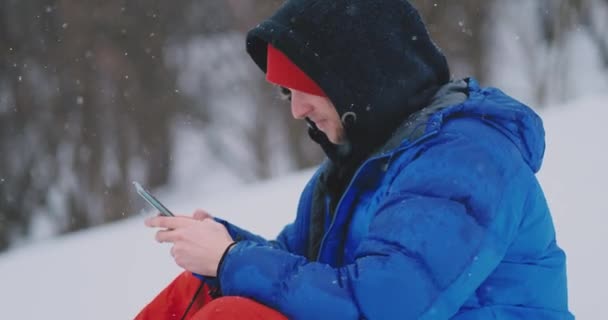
[133,181,175,217]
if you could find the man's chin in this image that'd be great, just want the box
[326,134,345,145]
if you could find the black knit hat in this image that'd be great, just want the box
[246,0,450,156]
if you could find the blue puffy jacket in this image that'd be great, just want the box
[214,79,573,319]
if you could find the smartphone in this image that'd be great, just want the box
[133,181,175,217]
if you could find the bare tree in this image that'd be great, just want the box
[577,0,608,69]
[0,0,199,249]
[413,0,493,81]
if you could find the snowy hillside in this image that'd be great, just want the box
[536,96,607,319]
[0,96,605,319]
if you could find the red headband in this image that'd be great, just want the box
[266,44,326,97]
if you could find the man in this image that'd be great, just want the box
[137,0,573,319]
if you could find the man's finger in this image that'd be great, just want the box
[145,216,194,229]
[193,209,212,221]
[174,214,197,219]
[156,229,181,243]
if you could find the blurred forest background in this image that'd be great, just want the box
[1,0,607,251]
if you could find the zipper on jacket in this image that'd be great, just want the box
[315,153,386,262]
[314,129,440,262]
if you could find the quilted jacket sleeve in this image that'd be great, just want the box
[216,132,531,319]
[215,217,298,252]
[193,220,298,285]
[196,173,317,284]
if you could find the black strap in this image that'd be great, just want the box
[179,242,239,319]
[216,241,238,276]
[180,281,204,320]
[213,241,239,298]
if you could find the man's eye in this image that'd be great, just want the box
[278,86,292,101]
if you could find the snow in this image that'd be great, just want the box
[537,95,608,319]
[487,1,608,108]
[0,96,606,319]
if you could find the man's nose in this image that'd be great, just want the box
[290,93,312,119]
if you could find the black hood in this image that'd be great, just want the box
[246,0,450,156]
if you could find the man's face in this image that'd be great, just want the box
[288,88,345,144]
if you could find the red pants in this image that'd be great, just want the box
[135,271,287,320]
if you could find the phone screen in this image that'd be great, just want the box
[133,181,175,217]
